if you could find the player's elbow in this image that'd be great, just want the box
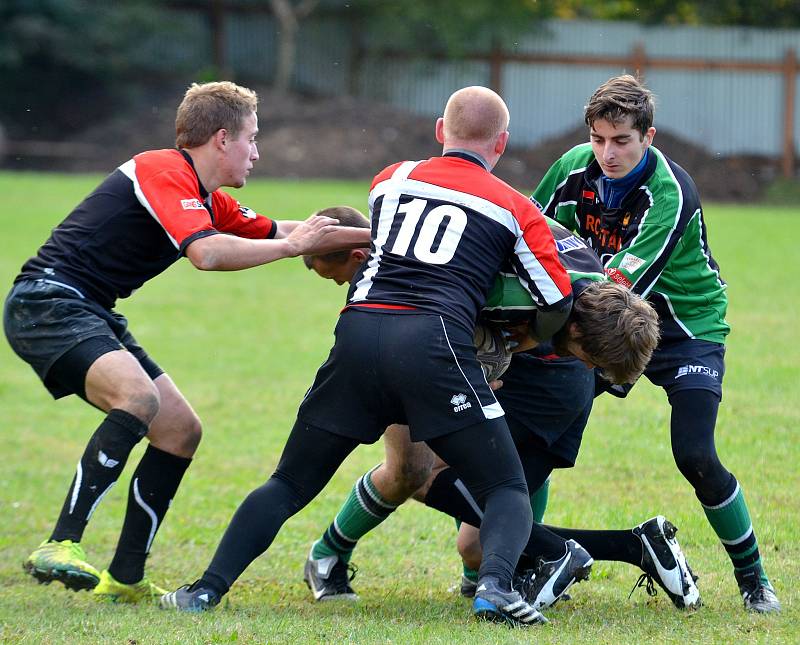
[185,238,222,271]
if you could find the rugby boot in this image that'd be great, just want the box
[159,580,220,612]
[303,552,358,601]
[631,515,700,609]
[735,565,781,613]
[93,569,167,604]
[519,539,593,610]
[23,539,100,591]
[473,577,547,626]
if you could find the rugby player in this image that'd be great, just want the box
[160,86,573,626]
[302,208,700,614]
[4,81,369,603]
[531,74,780,613]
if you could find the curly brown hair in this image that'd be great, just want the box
[553,280,660,384]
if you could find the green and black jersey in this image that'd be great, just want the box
[532,143,729,344]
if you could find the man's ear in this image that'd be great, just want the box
[643,126,656,148]
[213,128,228,151]
[435,117,445,145]
[351,248,368,262]
[495,130,509,155]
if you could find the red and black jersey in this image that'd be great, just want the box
[348,152,572,333]
[15,149,277,309]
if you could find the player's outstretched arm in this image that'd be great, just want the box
[274,219,371,256]
[185,214,355,271]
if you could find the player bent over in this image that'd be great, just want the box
[303,213,698,614]
[532,74,779,613]
[160,86,574,627]
[4,81,369,603]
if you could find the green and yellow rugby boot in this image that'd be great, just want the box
[23,540,100,591]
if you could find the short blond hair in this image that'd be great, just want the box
[175,81,258,149]
[443,86,509,143]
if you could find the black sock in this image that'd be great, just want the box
[542,526,642,566]
[516,523,574,569]
[107,445,192,584]
[423,467,483,526]
[51,409,147,543]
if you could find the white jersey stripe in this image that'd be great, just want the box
[352,161,421,302]
[365,169,566,307]
[119,159,180,250]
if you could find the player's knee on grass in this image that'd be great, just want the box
[457,523,482,571]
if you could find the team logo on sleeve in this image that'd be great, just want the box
[619,253,645,273]
[180,198,205,210]
[238,205,257,219]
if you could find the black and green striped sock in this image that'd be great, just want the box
[311,465,398,564]
[700,475,770,587]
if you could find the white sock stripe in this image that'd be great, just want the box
[720,525,754,546]
[68,461,83,515]
[453,478,484,521]
[353,482,383,519]
[132,477,160,553]
[361,473,398,510]
[701,481,741,510]
[86,481,115,522]
[333,517,361,543]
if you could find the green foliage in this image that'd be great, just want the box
[350,0,555,55]
[552,0,800,28]
[0,0,177,138]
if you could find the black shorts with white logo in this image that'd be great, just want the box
[4,279,163,399]
[645,338,725,399]
[595,338,725,401]
[297,308,503,443]
[495,353,594,468]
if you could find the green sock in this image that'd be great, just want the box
[701,477,769,587]
[311,465,398,564]
[531,478,550,523]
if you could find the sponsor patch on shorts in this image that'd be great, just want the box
[675,364,719,379]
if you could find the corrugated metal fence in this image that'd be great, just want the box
[154,12,800,174]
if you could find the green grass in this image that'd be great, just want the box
[0,171,797,644]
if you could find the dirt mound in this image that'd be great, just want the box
[4,87,773,201]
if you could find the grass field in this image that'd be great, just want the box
[0,172,797,644]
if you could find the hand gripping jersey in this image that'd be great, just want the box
[532,144,729,344]
[482,217,605,325]
[348,152,572,334]
[15,149,277,309]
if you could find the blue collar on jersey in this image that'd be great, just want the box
[443,149,490,171]
[596,148,649,209]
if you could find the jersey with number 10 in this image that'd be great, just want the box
[348,153,572,333]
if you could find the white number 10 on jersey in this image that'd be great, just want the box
[387,198,467,264]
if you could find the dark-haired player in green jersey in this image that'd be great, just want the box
[531,74,779,613]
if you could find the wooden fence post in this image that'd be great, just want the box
[782,48,797,178]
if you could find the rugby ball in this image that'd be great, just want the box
[474,323,512,382]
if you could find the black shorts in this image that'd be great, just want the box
[596,338,725,401]
[495,353,594,468]
[298,309,502,443]
[4,279,163,399]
